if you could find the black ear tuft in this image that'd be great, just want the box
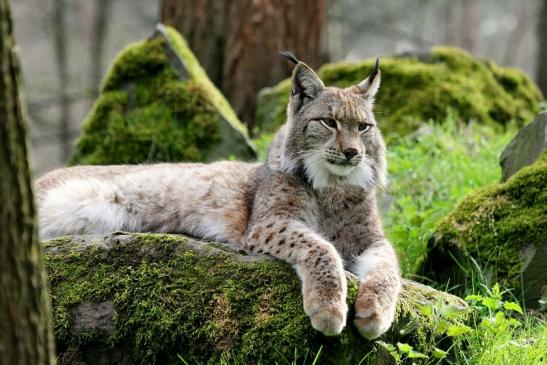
[279,50,300,65]
[369,57,380,83]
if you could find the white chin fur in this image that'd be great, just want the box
[325,162,355,176]
[303,156,376,191]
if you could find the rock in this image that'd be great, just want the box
[70,24,256,165]
[44,233,467,365]
[256,47,542,138]
[500,111,547,181]
[421,151,547,307]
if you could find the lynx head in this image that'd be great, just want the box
[279,52,387,191]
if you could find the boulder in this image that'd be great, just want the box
[256,47,542,138]
[500,111,547,181]
[44,233,467,365]
[421,151,547,307]
[70,24,256,165]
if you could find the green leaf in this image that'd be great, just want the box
[376,341,396,353]
[377,341,400,361]
[408,350,428,359]
[508,318,522,327]
[435,319,451,335]
[446,324,473,336]
[420,304,432,317]
[441,304,468,319]
[397,342,413,353]
[481,317,496,330]
[492,283,500,296]
[503,301,523,314]
[432,347,448,359]
[465,294,483,302]
[482,297,501,310]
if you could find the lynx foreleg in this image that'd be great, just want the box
[351,240,401,339]
[246,219,347,336]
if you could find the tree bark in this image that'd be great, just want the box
[502,1,528,66]
[52,0,71,162]
[0,0,56,363]
[538,0,547,96]
[461,0,478,53]
[160,0,325,131]
[90,0,111,95]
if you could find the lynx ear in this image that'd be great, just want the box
[351,58,381,100]
[290,63,324,112]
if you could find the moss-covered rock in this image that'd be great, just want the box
[500,111,547,181]
[44,233,467,365]
[421,151,547,307]
[256,47,543,137]
[71,24,256,165]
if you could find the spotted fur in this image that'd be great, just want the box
[36,58,401,339]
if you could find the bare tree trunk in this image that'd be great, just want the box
[90,0,111,95]
[0,0,56,364]
[442,0,456,45]
[160,0,325,131]
[503,2,526,66]
[52,0,71,162]
[538,0,547,96]
[461,0,478,53]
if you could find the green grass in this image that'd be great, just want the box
[178,346,325,365]
[378,282,546,365]
[383,116,516,276]
[452,285,547,365]
[381,118,545,364]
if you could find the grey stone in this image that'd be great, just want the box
[500,111,547,181]
[71,300,115,335]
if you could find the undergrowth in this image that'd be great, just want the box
[379,283,546,365]
[377,117,545,364]
[383,115,516,276]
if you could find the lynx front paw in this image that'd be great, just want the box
[305,297,348,336]
[354,279,397,339]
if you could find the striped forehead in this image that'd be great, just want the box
[326,89,368,122]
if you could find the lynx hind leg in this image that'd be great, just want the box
[352,243,401,339]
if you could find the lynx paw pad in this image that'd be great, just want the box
[354,312,392,340]
[354,288,396,339]
[307,301,348,336]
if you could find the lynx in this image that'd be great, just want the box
[36,53,401,339]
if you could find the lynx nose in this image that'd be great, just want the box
[343,148,359,160]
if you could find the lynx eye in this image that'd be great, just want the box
[320,118,338,129]
[358,122,373,133]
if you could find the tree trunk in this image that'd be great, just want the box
[461,0,478,53]
[503,2,526,66]
[52,0,71,162]
[90,0,111,95]
[160,0,325,131]
[0,0,56,363]
[537,0,547,96]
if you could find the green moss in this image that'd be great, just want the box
[71,27,255,165]
[423,151,547,297]
[256,47,543,138]
[44,233,466,364]
[162,26,250,141]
